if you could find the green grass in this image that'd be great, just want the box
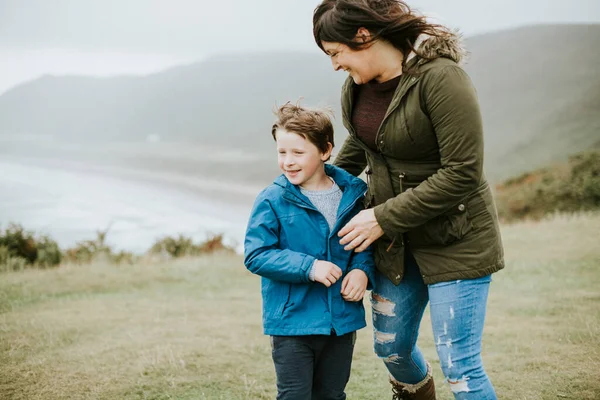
[1,213,600,399]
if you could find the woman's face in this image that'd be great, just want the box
[321,41,377,85]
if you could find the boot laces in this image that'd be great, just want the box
[391,385,414,400]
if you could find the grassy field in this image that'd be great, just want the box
[1,213,599,399]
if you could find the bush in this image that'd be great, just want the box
[64,229,135,265]
[149,233,234,259]
[149,235,196,258]
[1,222,234,272]
[495,150,600,221]
[0,224,62,269]
[36,235,63,267]
[0,224,38,264]
[0,245,27,272]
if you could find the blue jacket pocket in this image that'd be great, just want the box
[262,280,291,318]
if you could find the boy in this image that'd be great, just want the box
[244,102,375,399]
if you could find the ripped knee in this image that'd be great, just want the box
[374,329,396,344]
[371,293,396,316]
[373,330,406,366]
[382,353,402,364]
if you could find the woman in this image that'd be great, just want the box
[313,1,504,399]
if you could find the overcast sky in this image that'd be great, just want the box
[0,0,599,94]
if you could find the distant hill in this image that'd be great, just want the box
[0,52,346,153]
[465,24,600,180]
[0,24,598,182]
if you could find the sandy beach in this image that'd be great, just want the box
[0,146,264,253]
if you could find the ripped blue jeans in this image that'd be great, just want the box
[372,251,497,400]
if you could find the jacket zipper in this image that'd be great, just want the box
[365,166,372,187]
[385,172,406,252]
[332,191,366,239]
[398,172,406,192]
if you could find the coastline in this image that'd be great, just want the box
[0,155,261,253]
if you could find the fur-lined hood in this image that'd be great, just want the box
[408,31,468,66]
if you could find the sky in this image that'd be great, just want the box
[0,0,599,94]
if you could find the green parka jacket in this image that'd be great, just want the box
[334,34,504,285]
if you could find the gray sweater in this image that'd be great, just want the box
[300,179,343,281]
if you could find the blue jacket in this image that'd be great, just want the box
[244,164,376,336]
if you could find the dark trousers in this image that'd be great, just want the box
[271,332,356,400]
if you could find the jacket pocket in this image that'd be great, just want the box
[407,201,473,247]
[374,236,405,285]
[263,281,291,318]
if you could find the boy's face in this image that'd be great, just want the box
[275,128,332,189]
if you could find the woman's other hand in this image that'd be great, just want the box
[338,208,384,252]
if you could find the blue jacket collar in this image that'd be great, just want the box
[273,164,366,211]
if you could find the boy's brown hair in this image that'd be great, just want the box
[271,102,335,161]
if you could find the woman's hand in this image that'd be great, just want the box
[338,208,384,252]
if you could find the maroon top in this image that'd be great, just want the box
[351,74,402,151]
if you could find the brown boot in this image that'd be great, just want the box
[390,363,436,400]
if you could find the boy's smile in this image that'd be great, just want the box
[275,128,332,191]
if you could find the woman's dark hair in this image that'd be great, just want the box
[313,0,451,66]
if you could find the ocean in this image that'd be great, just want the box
[0,159,251,254]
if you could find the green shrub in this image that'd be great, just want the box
[150,235,196,258]
[496,150,600,221]
[0,245,27,272]
[0,224,62,269]
[64,229,135,265]
[0,224,38,264]
[36,235,63,267]
[1,222,233,272]
[111,250,135,265]
[149,233,234,259]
